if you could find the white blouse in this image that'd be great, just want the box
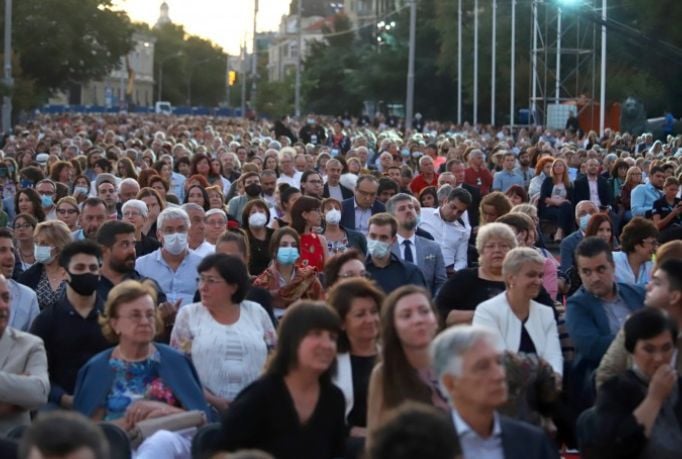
[473,292,563,376]
[170,300,277,401]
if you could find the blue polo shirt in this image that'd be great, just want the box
[366,254,426,294]
[492,170,524,192]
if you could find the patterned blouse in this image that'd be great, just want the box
[104,350,178,421]
[35,269,66,310]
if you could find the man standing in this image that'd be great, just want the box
[135,207,202,306]
[492,152,524,192]
[447,159,481,228]
[0,273,49,435]
[514,149,533,189]
[340,175,386,236]
[409,156,439,195]
[365,213,426,293]
[260,169,279,209]
[35,179,58,220]
[30,240,109,409]
[299,115,326,145]
[387,194,446,296]
[300,170,324,200]
[464,149,493,196]
[227,172,263,224]
[72,197,108,241]
[631,165,665,217]
[160,153,186,201]
[323,159,353,201]
[565,237,644,406]
[431,326,559,459]
[419,188,472,273]
[95,174,121,220]
[574,158,612,209]
[182,203,215,257]
[558,200,599,277]
[0,229,39,332]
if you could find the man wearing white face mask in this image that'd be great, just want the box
[135,207,202,307]
[365,213,426,294]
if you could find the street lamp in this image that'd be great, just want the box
[2,0,13,134]
[157,51,183,102]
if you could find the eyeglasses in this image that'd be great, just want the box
[57,208,78,215]
[121,312,156,323]
[198,275,226,285]
[14,223,33,230]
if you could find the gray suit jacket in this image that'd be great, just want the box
[0,327,49,435]
[8,279,39,332]
[392,235,447,296]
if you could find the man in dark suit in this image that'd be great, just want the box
[322,159,353,201]
[573,158,612,209]
[340,175,385,235]
[431,326,560,459]
[447,159,481,228]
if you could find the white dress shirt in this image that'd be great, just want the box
[276,171,302,189]
[396,233,417,262]
[419,207,470,270]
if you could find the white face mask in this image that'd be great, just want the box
[34,245,55,264]
[248,212,267,228]
[325,209,341,225]
[163,232,188,255]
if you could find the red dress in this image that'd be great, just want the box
[299,233,325,272]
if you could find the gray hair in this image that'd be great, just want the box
[157,207,190,230]
[385,193,414,214]
[511,203,538,219]
[475,222,518,253]
[118,177,140,192]
[430,325,503,398]
[205,208,227,221]
[121,199,148,218]
[437,185,453,203]
[181,203,205,216]
[502,247,545,278]
[575,200,597,219]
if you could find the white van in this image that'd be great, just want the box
[155,101,172,115]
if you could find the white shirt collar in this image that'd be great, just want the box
[396,233,416,245]
[452,409,502,438]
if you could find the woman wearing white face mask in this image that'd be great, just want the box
[18,220,73,310]
[321,198,367,256]
[253,228,324,317]
[242,199,274,276]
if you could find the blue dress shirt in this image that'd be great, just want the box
[135,248,202,306]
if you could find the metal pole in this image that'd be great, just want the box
[158,66,163,102]
[294,0,302,117]
[2,0,12,134]
[405,0,416,130]
[555,7,561,104]
[599,0,606,135]
[241,40,247,117]
[491,0,496,126]
[457,0,462,125]
[473,0,478,125]
[531,0,538,124]
[510,0,516,128]
[251,0,258,115]
[225,55,230,109]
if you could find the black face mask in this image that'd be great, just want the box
[67,272,100,296]
[245,184,262,197]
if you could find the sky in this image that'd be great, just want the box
[111,0,291,56]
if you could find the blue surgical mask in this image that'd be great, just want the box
[40,194,54,208]
[401,148,410,158]
[367,239,391,259]
[579,214,591,232]
[277,246,299,265]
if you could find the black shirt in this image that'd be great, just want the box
[219,374,347,459]
[347,355,376,428]
[652,196,682,230]
[136,233,161,257]
[366,254,427,294]
[247,228,273,276]
[436,268,555,319]
[29,292,109,403]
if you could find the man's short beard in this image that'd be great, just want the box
[402,218,418,231]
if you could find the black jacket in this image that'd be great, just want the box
[323,182,353,201]
[574,175,613,208]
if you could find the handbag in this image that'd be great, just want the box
[128,410,207,448]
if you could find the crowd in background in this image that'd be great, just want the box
[1,112,682,459]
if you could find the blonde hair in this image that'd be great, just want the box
[33,220,73,252]
[475,222,518,253]
[99,280,160,343]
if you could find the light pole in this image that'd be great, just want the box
[251,0,258,115]
[510,0,516,128]
[599,0,606,135]
[473,0,479,125]
[294,0,303,117]
[2,0,13,134]
[157,52,182,102]
[491,0,496,126]
[405,0,417,130]
[457,0,462,125]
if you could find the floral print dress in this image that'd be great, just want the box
[104,350,178,421]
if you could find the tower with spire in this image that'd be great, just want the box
[155,2,171,28]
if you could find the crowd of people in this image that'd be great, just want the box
[1,112,682,459]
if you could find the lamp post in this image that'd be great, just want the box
[294,0,303,117]
[599,0,606,136]
[157,52,182,102]
[405,0,416,130]
[510,0,516,128]
[473,0,479,125]
[457,0,462,125]
[2,0,13,134]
